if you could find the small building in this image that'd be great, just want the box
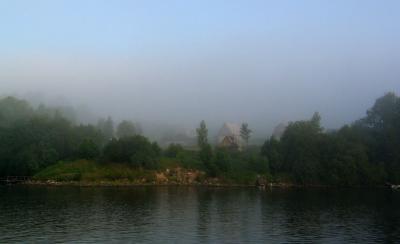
[217,123,242,150]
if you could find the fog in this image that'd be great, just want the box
[1,0,399,140]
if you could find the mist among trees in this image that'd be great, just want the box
[0,92,399,186]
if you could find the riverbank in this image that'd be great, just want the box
[23,180,257,187]
[28,160,382,188]
[30,159,270,187]
[21,180,391,189]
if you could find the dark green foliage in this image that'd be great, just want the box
[151,142,161,157]
[102,136,159,169]
[240,123,252,147]
[196,120,208,147]
[78,139,100,160]
[213,148,231,173]
[116,120,137,138]
[200,144,217,176]
[0,97,105,176]
[196,120,218,176]
[247,155,269,174]
[261,94,400,185]
[279,112,323,184]
[360,92,400,183]
[165,143,184,158]
[261,137,282,173]
[0,96,33,127]
[0,115,105,176]
[73,124,105,150]
[1,93,399,186]
[176,150,203,169]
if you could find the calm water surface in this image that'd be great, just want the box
[0,186,399,243]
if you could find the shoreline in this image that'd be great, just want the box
[20,180,381,189]
[22,180,257,188]
[15,180,391,189]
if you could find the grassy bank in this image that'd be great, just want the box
[34,160,157,184]
[32,160,260,186]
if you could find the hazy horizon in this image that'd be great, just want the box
[1,0,399,138]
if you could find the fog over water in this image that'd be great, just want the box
[1,1,399,139]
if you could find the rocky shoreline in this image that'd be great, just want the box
[22,179,299,188]
[23,179,254,187]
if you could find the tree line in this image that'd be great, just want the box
[261,92,400,185]
[0,92,399,186]
[191,92,400,185]
[0,96,157,176]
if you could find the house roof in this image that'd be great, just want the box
[218,122,241,137]
[217,122,242,144]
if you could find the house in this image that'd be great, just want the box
[217,123,242,150]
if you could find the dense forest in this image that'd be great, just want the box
[0,92,399,186]
[261,92,400,186]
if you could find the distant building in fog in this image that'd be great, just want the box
[217,123,242,150]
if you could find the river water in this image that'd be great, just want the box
[0,186,399,243]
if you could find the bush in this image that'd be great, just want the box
[102,135,159,169]
[78,139,100,159]
[213,148,231,173]
[164,143,184,158]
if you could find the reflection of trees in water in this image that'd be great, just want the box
[151,187,200,242]
[94,186,160,241]
[259,189,400,243]
[196,188,213,242]
[369,190,400,243]
[0,186,161,242]
[1,187,399,242]
[196,188,263,243]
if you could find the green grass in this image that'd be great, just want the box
[33,155,264,186]
[221,171,258,185]
[158,154,203,170]
[33,160,155,183]
[158,157,181,169]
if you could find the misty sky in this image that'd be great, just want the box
[0,0,399,136]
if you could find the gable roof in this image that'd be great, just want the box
[218,123,241,137]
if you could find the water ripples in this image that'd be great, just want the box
[0,186,399,243]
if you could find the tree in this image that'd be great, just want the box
[360,92,400,183]
[135,122,143,135]
[196,120,216,175]
[0,96,33,128]
[213,148,231,173]
[364,92,399,130]
[151,142,161,157]
[73,124,105,149]
[116,120,136,138]
[200,143,215,176]
[261,136,282,173]
[278,112,324,184]
[102,135,159,169]
[97,116,114,140]
[165,143,184,158]
[77,139,100,160]
[310,112,323,133]
[196,120,208,148]
[240,123,252,147]
[247,155,269,174]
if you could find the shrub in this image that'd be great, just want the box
[102,135,159,169]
